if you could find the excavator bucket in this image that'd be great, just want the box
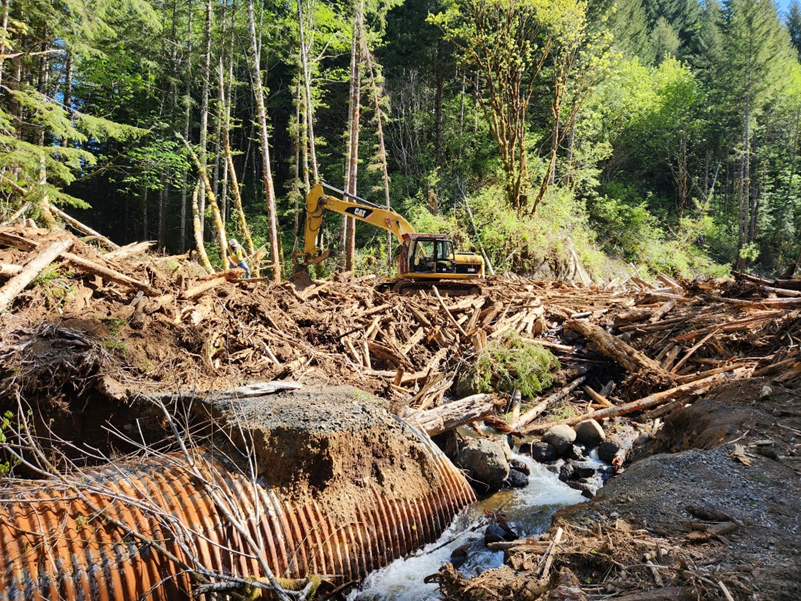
[292,264,315,292]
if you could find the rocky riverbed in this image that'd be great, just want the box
[430,378,801,601]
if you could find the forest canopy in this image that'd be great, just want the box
[2,0,801,281]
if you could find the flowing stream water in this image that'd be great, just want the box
[347,454,589,601]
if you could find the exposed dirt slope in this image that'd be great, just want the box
[549,378,801,601]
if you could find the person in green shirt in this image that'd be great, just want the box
[227,239,250,278]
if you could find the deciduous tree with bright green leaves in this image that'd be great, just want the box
[430,0,606,214]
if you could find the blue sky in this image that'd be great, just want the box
[775,0,793,17]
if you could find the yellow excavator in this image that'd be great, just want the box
[293,183,484,294]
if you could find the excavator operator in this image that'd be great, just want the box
[413,240,435,273]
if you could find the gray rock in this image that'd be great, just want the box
[484,523,508,544]
[510,457,530,475]
[565,444,586,461]
[598,440,621,464]
[504,521,523,539]
[454,438,511,491]
[505,468,529,488]
[573,464,597,479]
[567,480,597,498]
[450,543,470,568]
[543,424,577,455]
[484,520,520,543]
[575,419,606,448]
[530,441,557,463]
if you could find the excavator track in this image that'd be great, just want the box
[381,280,482,296]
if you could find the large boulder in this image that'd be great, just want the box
[454,437,511,491]
[543,424,577,456]
[574,419,605,448]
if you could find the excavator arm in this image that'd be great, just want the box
[295,183,415,270]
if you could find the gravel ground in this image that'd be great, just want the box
[553,378,801,601]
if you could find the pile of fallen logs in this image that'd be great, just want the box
[501,272,801,435]
[1,224,799,439]
[0,229,158,311]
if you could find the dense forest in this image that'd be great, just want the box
[3,0,801,281]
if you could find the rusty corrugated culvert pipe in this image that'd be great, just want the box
[0,386,476,600]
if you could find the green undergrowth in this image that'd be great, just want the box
[405,182,615,282]
[467,330,559,399]
[315,177,728,284]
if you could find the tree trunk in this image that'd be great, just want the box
[292,83,305,254]
[532,79,562,215]
[365,51,393,268]
[297,0,319,182]
[294,84,306,192]
[405,394,497,437]
[35,47,56,228]
[564,319,675,381]
[0,238,73,312]
[62,50,74,147]
[191,180,214,273]
[198,0,212,239]
[434,39,444,166]
[63,251,159,295]
[510,375,587,432]
[247,0,282,281]
[675,132,690,220]
[49,204,118,250]
[218,61,257,274]
[142,187,149,240]
[523,369,748,435]
[458,72,466,160]
[158,176,168,250]
[342,0,364,272]
[736,99,751,271]
[179,134,229,266]
[219,5,235,228]
[0,0,10,89]
[180,2,194,252]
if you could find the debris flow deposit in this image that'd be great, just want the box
[1,225,799,601]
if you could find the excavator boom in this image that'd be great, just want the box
[297,183,415,269]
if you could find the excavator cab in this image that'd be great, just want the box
[408,236,456,274]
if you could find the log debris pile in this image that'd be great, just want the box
[1,225,800,437]
[430,518,746,601]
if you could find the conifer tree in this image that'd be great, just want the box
[606,0,655,64]
[787,0,801,59]
[719,0,796,268]
[0,0,158,228]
